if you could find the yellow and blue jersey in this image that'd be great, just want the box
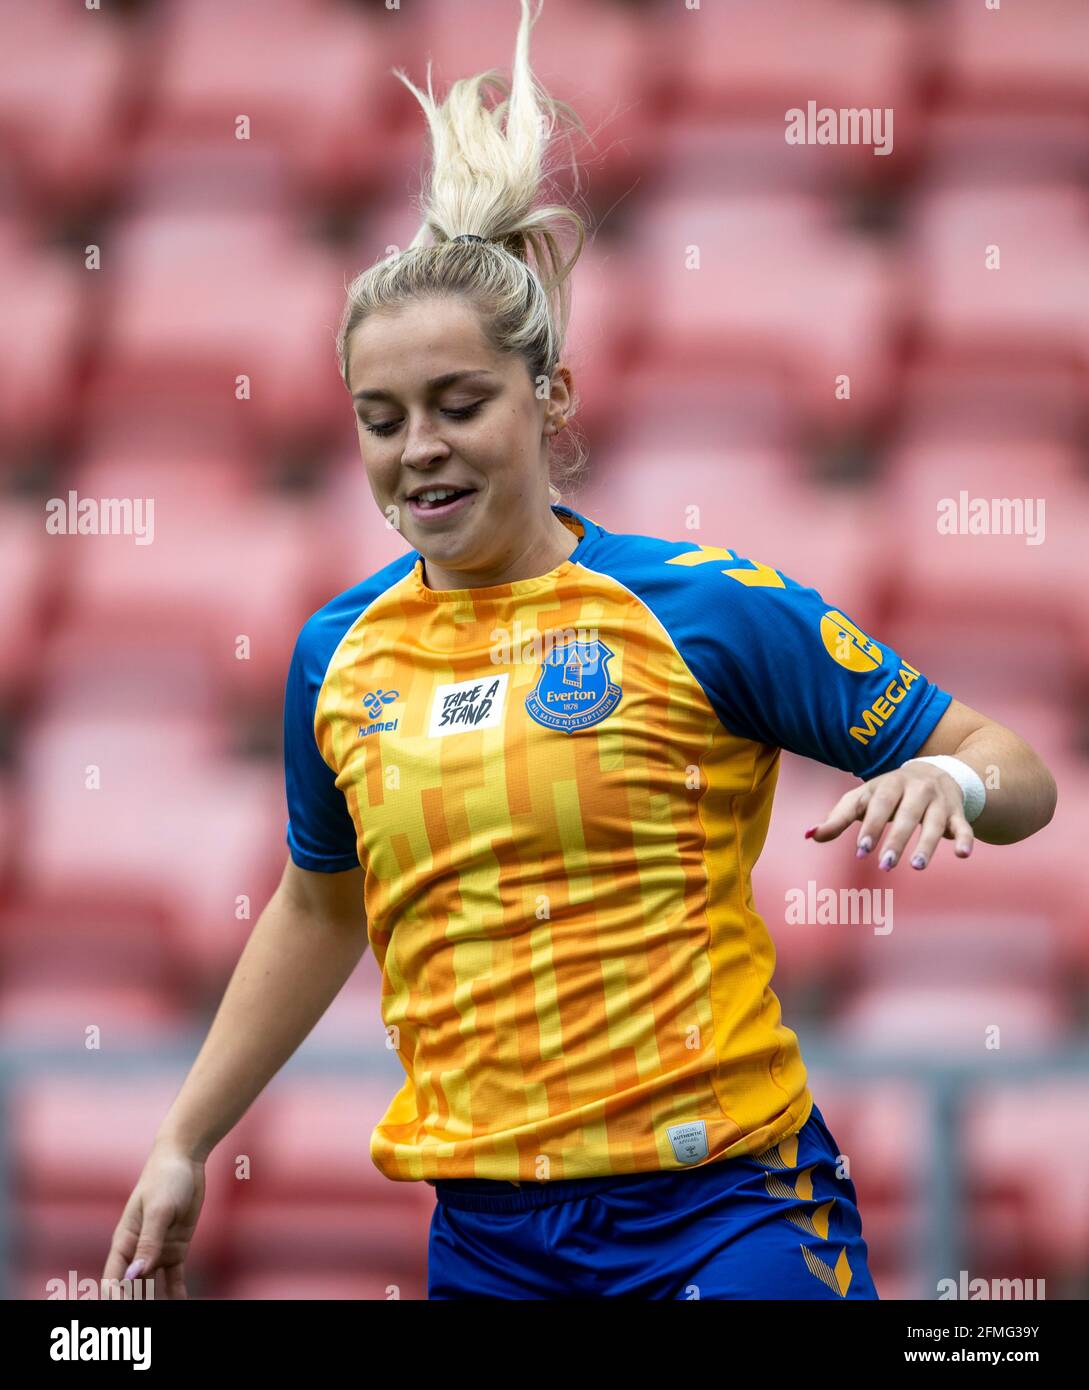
[283,504,952,1182]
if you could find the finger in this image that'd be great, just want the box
[805,786,867,842]
[908,801,951,870]
[944,810,975,858]
[102,1209,141,1284]
[855,780,909,858]
[164,1262,189,1301]
[875,786,934,869]
[122,1200,176,1283]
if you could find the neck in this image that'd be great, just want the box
[421,510,579,591]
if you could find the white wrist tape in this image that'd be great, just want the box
[902,754,986,823]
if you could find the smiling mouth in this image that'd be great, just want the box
[406,487,478,518]
[409,487,475,507]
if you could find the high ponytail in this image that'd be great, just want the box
[335,0,590,501]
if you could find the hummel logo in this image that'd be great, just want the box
[362,689,399,720]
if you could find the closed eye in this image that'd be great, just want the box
[362,402,484,437]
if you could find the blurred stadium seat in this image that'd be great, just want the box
[0,889,193,1043]
[576,440,889,630]
[90,210,347,449]
[803,1080,930,1292]
[49,458,327,707]
[940,0,1089,111]
[17,716,284,984]
[0,502,54,703]
[11,1074,243,1293]
[0,0,133,210]
[409,0,660,209]
[0,242,86,455]
[752,753,862,999]
[906,184,1089,370]
[964,1082,1089,1280]
[628,193,901,434]
[145,0,393,201]
[222,1077,431,1289]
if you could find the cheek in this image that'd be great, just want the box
[357,442,396,494]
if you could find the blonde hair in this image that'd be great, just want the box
[335,0,590,503]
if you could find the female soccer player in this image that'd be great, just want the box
[104,0,1056,1301]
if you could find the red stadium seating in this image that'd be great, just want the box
[17,715,285,983]
[0,891,188,985]
[605,360,802,455]
[11,1074,246,1277]
[627,194,901,434]
[906,184,1089,370]
[575,440,890,632]
[145,0,394,200]
[751,753,864,998]
[919,110,1089,189]
[0,243,86,453]
[221,1267,428,1300]
[939,0,1089,111]
[660,0,921,130]
[831,984,1072,1053]
[0,985,190,1045]
[0,889,194,1041]
[0,0,134,210]
[89,210,347,448]
[50,456,328,707]
[406,0,662,211]
[880,440,1089,664]
[964,1082,1089,1277]
[0,776,14,890]
[0,502,54,703]
[895,360,1089,451]
[802,1078,930,1285]
[222,1076,432,1284]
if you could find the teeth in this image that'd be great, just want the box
[415,488,463,503]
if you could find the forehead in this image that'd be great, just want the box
[347,298,508,392]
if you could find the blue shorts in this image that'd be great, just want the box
[427,1103,878,1299]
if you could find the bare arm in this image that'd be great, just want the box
[910,697,1057,846]
[155,854,368,1161]
[808,698,1057,868]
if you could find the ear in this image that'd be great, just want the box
[550,363,574,414]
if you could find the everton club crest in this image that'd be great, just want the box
[525,637,622,733]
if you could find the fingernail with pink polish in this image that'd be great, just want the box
[857,836,873,857]
[911,854,926,869]
[123,1259,145,1282]
[880,850,896,870]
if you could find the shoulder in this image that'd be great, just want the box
[573,513,824,637]
[291,549,419,680]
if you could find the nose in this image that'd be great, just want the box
[400,411,452,470]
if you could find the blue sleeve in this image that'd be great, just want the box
[655,551,954,780]
[283,617,361,872]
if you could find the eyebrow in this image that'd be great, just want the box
[351,370,497,402]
